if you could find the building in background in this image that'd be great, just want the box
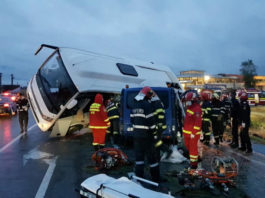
[254,76,265,90]
[177,70,243,91]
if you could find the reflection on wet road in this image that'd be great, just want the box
[0,111,265,198]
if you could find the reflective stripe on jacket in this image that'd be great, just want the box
[130,99,156,138]
[106,101,119,120]
[183,103,202,136]
[89,94,110,129]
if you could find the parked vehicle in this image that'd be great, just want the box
[258,91,265,105]
[0,96,17,116]
[27,44,183,137]
[120,87,182,141]
[245,88,261,106]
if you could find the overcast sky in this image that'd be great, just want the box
[1,0,265,86]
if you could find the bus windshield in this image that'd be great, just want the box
[36,52,78,114]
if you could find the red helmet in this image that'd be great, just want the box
[140,86,154,98]
[135,86,154,101]
[184,91,198,102]
[240,91,248,101]
[201,91,212,101]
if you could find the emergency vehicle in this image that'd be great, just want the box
[245,88,260,106]
[27,44,183,137]
[258,91,265,105]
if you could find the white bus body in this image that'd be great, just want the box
[27,44,183,137]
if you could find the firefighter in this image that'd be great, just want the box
[130,86,160,182]
[16,93,30,133]
[106,97,120,147]
[89,93,110,151]
[221,93,232,128]
[183,91,202,169]
[151,92,169,161]
[220,93,232,140]
[238,92,252,153]
[200,91,212,145]
[230,91,240,148]
[211,93,225,146]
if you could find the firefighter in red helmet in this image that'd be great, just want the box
[130,86,160,182]
[183,91,202,169]
[89,93,110,151]
[238,91,252,153]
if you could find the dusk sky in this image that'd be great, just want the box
[1,0,265,86]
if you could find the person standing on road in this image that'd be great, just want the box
[183,91,202,169]
[221,93,232,128]
[130,86,160,182]
[211,93,225,146]
[106,97,120,147]
[16,93,30,133]
[151,92,169,161]
[238,91,252,153]
[200,90,212,146]
[230,91,240,148]
[89,93,110,151]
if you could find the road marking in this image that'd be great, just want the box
[0,124,37,153]
[23,147,54,166]
[35,157,57,198]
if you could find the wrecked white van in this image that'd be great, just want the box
[27,44,182,137]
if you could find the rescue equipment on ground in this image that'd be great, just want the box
[79,174,174,198]
[169,156,238,194]
[92,148,130,170]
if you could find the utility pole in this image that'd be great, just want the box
[11,74,14,85]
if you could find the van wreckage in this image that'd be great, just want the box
[27,44,184,137]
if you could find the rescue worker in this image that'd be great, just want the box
[130,86,160,182]
[106,97,120,147]
[211,93,225,146]
[151,92,169,161]
[16,93,30,133]
[219,94,229,142]
[200,91,212,145]
[230,91,240,148]
[89,93,110,151]
[238,91,252,153]
[221,93,232,128]
[183,91,202,169]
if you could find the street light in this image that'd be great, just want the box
[204,75,210,83]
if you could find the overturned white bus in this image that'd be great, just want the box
[27,44,183,137]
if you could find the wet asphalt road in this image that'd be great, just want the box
[1,111,265,198]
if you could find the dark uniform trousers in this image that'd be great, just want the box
[231,118,239,146]
[202,120,211,143]
[240,124,252,150]
[19,111,28,132]
[108,118,119,144]
[134,137,160,182]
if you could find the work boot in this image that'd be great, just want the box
[238,147,246,151]
[245,149,253,154]
[230,143,238,149]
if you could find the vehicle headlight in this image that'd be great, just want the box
[42,115,53,122]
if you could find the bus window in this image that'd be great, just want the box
[36,53,78,114]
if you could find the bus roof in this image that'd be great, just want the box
[59,48,182,93]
